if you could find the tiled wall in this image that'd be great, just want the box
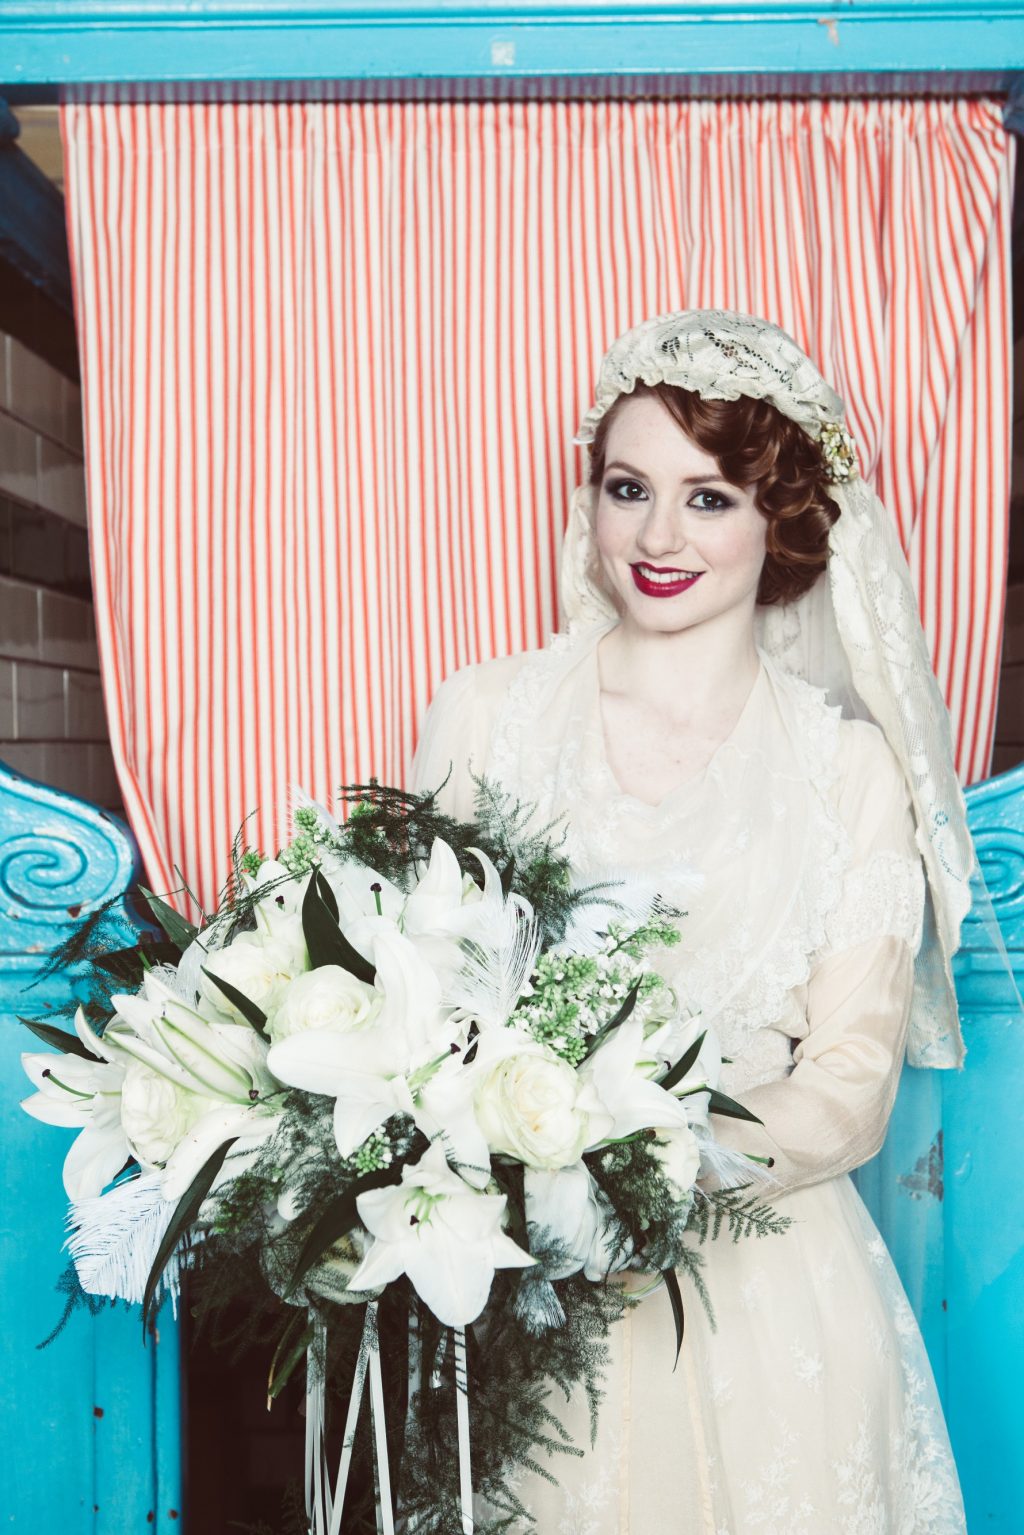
[0,329,124,814]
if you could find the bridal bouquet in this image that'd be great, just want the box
[19,775,787,1534]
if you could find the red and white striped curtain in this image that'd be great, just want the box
[61,98,1015,917]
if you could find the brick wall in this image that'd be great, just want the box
[0,329,124,814]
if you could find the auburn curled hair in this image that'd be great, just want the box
[586,383,840,606]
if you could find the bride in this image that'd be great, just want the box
[409,310,970,1532]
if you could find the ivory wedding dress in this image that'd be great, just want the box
[409,615,967,1535]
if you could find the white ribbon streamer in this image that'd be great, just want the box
[305,1304,473,1534]
[453,1327,474,1534]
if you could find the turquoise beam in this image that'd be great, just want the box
[1,0,1023,85]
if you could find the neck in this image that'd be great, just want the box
[597,605,760,722]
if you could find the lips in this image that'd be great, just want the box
[630,563,704,598]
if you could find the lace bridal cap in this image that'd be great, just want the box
[561,308,981,1070]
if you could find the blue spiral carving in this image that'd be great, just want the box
[0,764,137,951]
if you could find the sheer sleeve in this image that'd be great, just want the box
[708,723,926,1199]
[408,651,527,821]
[407,665,481,822]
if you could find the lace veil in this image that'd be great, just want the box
[560,309,980,1070]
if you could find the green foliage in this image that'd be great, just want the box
[31,769,792,1527]
[691,1186,793,1245]
[36,1260,117,1350]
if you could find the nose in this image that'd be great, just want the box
[635,497,693,562]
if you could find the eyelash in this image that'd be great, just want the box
[605,477,732,514]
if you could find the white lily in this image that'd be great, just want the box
[580,1013,694,1148]
[94,976,283,1197]
[346,1141,534,1325]
[108,972,275,1102]
[269,1022,493,1188]
[269,1022,419,1157]
[20,1012,130,1199]
[399,840,496,981]
[316,853,406,933]
[240,857,308,919]
[161,1105,285,1203]
[413,1048,495,1188]
[646,1014,722,1130]
[267,917,461,1157]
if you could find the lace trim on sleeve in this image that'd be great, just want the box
[822,849,926,959]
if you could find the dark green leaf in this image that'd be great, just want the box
[300,869,375,983]
[94,940,181,986]
[267,1311,315,1405]
[200,967,269,1039]
[285,1164,400,1299]
[138,886,199,952]
[708,1089,762,1125]
[142,1138,236,1335]
[17,1016,101,1062]
[663,1266,685,1368]
[583,979,641,1060]
[314,868,339,922]
[499,854,516,898]
[661,1030,708,1093]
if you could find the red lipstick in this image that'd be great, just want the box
[630,563,704,598]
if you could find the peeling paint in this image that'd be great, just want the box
[817,17,841,46]
[898,1129,944,1201]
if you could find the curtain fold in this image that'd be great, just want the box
[61,97,1015,917]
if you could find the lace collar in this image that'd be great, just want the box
[487,620,849,1058]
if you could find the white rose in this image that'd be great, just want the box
[475,1051,591,1170]
[268,964,381,1045]
[121,1063,213,1166]
[653,1124,701,1202]
[636,977,681,1032]
[199,930,309,1023]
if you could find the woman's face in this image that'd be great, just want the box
[593,394,768,638]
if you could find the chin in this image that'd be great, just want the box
[621,594,710,631]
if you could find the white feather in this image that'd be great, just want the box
[65,1172,191,1317]
[443,892,543,1029]
[696,1130,780,1193]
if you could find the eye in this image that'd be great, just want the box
[605,476,648,504]
[690,488,733,513]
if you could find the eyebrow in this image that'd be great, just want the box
[603,459,731,486]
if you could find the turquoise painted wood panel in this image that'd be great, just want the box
[854,760,1024,1531]
[0,0,1022,86]
[0,758,183,1531]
